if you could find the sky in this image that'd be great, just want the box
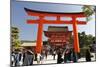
[11,0,96,41]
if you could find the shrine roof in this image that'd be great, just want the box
[21,42,36,47]
[48,26,68,32]
[44,31,72,37]
[44,31,72,33]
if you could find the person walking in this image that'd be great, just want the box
[23,49,29,66]
[72,49,78,62]
[57,50,63,64]
[53,50,56,60]
[14,49,21,66]
[64,49,71,63]
[85,49,91,62]
[64,49,68,63]
[27,50,34,65]
[11,51,15,66]
[40,51,45,64]
[37,53,41,64]
[45,50,48,59]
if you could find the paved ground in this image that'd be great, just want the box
[33,55,57,64]
[33,53,96,64]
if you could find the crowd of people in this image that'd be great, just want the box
[56,48,77,64]
[56,48,92,64]
[11,48,49,66]
[11,46,92,66]
[11,48,34,66]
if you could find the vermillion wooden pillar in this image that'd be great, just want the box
[72,17,80,53]
[35,17,43,53]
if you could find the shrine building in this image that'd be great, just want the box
[44,26,72,49]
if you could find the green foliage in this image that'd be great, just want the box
[11,27,21,48]
[78,32,95,48]
[78,32,95,57]
[82,5,95,22]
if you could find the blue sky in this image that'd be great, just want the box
[11,0,96,41]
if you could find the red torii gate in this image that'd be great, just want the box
[24,8,87,53]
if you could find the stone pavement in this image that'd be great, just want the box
[33,53,96,64]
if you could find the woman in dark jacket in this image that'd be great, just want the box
[57,50,63,64]
[64,49,72,63]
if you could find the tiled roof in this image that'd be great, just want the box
[48,26,68,31]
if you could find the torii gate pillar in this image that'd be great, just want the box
[35,17,43,53]
[72,17,80,53]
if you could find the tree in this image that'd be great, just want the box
[78,32,96,57]
[78,32,95,48]
[11,27,21,48]
[82,5,96,21]
[69,32,95,49]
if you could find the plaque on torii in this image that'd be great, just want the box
[24,8,87,53]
